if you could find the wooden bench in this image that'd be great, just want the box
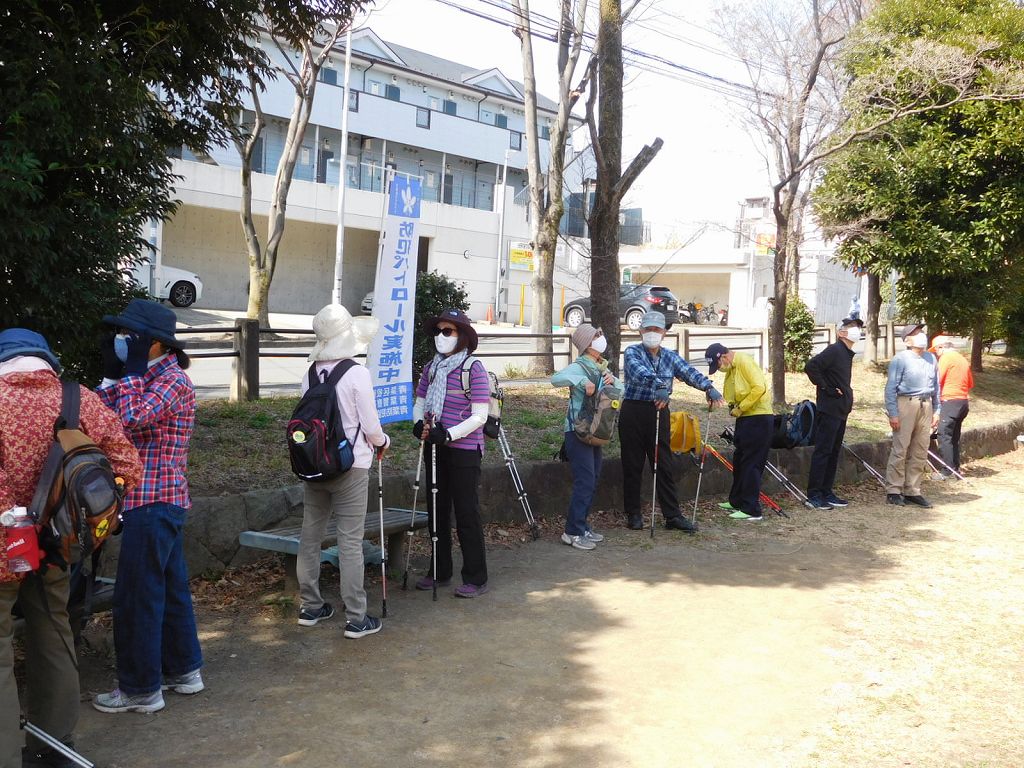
[238,507,427,592]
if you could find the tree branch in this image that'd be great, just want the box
[612,137,663,203]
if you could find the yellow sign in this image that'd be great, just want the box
[509,242,535,272]
[754,233,776,256]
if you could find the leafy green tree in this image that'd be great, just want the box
[783,296,816,372]
[413,271,470,378]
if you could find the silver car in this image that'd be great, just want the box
[361,291,374,315]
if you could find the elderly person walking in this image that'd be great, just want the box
[294,304,389,638]
[412,309,490,598]
[551,324,619,550]
[884,331,939,508]
[620,311,725,532]
[932,335,973,479]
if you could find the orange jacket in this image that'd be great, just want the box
[938,349,974,401]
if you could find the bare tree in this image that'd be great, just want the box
[234,4,360,326]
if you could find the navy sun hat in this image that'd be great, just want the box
[102,298,180,347]
[0,328,62,373]
[426,307,478,353]
[704,342,730,375]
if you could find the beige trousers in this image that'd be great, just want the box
[885,396,933,496]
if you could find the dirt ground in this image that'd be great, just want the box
[71,448,1024,768]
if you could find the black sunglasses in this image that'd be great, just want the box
[434,327,458,337]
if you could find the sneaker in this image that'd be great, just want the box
[804,497,833,511]
[886,493,905,506]
[297,602,335,627]
[561,532,596,551]
[728,510,763,521]
[344,615,382,639]
[162,669,204,695]
[626,514,644,530]
[415,575,451,591]
[824,494,849,507]
[664,515,698,533]
[92,688,165,714]
[583,529,605,543]
[717,501,737,511]
[903,494,933,509]
[454,583,489,598]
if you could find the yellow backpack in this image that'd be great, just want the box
[669,411,703,454]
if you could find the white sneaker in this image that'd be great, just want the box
[583,530,604,543]
[560,532,596,551]
[93,688,165,714]
[162,669,204,695]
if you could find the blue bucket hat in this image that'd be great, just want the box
[640,310,666,330]
[0,328,62,373]
[102,299,179,347]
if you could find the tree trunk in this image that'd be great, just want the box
[862,272,881,365]
[769,221,788,408]
[971,315,985,372]
[589,194,622,372]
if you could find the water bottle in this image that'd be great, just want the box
[3,506,40,573]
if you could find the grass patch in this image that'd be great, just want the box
[187,354,1024,496]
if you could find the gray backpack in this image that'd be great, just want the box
[570,364,623,447]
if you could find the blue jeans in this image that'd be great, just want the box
[564,431,603,536]
[113,502,203,695]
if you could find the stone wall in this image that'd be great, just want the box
[166,415,1024,576]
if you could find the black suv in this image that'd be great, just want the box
[563,284,680,330]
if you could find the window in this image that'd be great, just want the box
[369,81,381,96]
[425,171,436,188]
[429,97,439,110]
[509,131,522,150]
[495,113,508,129]
[348,90,359,112]
[539,124,550,140]
[385,84,400,101]
[250,137,264,174]
[319,67,337,86]
[443,99,457,116]
[416,107,431,129]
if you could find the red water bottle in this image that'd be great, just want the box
[2,507,40,573]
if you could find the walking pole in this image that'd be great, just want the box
[842,443,886,487]
[21,718,94,768]
[721,426,806,507]
[402,440,425,590]
[691,405,713,525]
[498,425,540,540]
[927,449,966,480]
[703,442,787,518]
[377,451,388,618]
[651,408,661,539]
[430,440,439,603]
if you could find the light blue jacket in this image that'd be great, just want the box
[884,349,939,417]
[551,355,622,433]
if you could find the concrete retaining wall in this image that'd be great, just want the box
[168,416,1024,576]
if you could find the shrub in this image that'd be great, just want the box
[414,270,469,377]
[783,295,815,372]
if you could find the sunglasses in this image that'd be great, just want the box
[434,327,458,337]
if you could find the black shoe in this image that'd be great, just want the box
[627,514,644,530]
[664,515,698,533]
[804,496,833,511]
[344,614,382,639]
[297,602,335,626]
[824,493,849,507]
[22,746,78,768]
[904,495,933,508]
[886,494,905,506]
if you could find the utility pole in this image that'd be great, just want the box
[331,26,353,306]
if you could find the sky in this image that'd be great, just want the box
[361,0,770,251]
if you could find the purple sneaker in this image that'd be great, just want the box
[415,576,451,591]
[454,583,489,598]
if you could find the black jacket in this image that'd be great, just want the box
[804,340,854,417]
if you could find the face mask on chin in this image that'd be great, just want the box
[434,333,458,355]
[642,332,662,350]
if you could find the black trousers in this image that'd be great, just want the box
[423,444,487,586]
[937,399,969,472]
[807,410,848,499]
[728,414,774,515]
[618,400,681,520]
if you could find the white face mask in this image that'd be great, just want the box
[642,332,662,350]
[844,327,862,343]
[590,335,608,355]
[434,332,458,355]
[911,332,929,350]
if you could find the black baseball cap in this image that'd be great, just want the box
[840,316,864,328]
[704,343,729,374]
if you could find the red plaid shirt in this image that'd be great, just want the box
[97,355,195,511]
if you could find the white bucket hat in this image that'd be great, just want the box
[308,304,380,362]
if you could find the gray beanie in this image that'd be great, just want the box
[571,323,600,354]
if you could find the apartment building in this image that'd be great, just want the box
[156,28,592,321]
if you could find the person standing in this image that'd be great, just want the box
[1,329,141,767]
[93,299,204,714]
[620,311,725,532]
[704,343,773,521]
[412,309,489,598]
[883,331,939,508]
[295,305,390,638]
[932,336,973,478]
[551,324,619,550]
[803,317,863,510]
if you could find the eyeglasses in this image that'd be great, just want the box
[435,327,457,337]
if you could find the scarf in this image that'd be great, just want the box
[424,349,469,421]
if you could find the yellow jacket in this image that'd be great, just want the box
[722,352,772,417]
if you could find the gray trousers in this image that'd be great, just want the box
[297,468,369,624]
[1,568,79,767]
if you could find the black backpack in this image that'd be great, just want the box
[287,361,361,482]
[771,399,817,449]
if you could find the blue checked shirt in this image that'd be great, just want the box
[623,344,716,402]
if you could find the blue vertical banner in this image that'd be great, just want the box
[367,175,421,424]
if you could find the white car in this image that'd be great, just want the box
[132,262,204,308]
[361,291,374,315]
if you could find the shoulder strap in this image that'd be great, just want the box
[60,381,81,432]
[460,356,479,397]
[325,359,357,388]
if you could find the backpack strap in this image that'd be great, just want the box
[59,381,81,432]
[459,356,489,399]
[318,359,361,444]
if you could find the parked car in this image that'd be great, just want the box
[361,291,374,315]
[131,261,203,308]
[563,284,679,330]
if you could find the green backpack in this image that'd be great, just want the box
[570,364,623,447]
